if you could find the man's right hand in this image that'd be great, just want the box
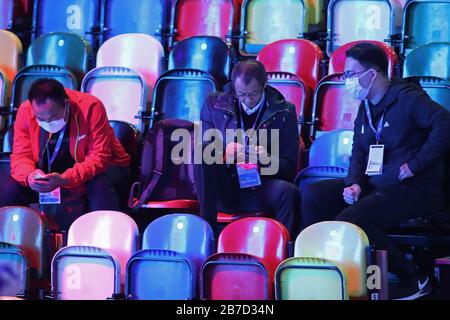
[343,184,362,205]
[225,142,245,163]
[27,169,49,193]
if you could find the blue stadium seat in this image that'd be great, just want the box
[405,76,450,111]
[403,43,450,80]
[308,130,354,167]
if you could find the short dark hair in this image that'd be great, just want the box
[28,78,67,107]
[231,60,267,87]
[345,43,389,76]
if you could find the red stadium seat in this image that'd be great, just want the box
[311,73,361,139]
[171,0,235,47]
[201,218,289,299]
[328,40,398,78]
[0,0,33,31]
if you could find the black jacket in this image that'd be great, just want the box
[345,79,450,189]
[199,84,299,181]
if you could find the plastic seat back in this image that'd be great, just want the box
[0,242,27,296]
[0,0,33,30]
[26,32,93,84]
[240,0,308,55]
[405,76,450,110]
[311,73,361,139]
[0,206,46,278]
[51,245,120,300]
[67,210,139,289]
[97,33,165,99]
[309,130,353,167]
[172,0,234,46]
[295,165,349,190]
[81,66,148,130]
[0,30,23,98]
[295,221,369,298]
[103,0,172,49]
[329,40,398,78]
[327,0,398,55]
[151,69,217,123]
[401,0,450,55]
[403,43,450,80]
[168,36,232,88]
[32,0,102,49]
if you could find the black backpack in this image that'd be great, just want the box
[129,119,197,208]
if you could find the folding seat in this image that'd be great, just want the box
[257,39,323,94]
[328,40,398,78]
[275,221,369,299]
[0,0,34,31]
[171,0,235,48]
[96,33,165,105]
[310,73,361,139]
[239,0,308,56]
[51,210,139,299]
[151,69,217,124]
[26,32,94,85]
[81,66,148,131]
[102,0,173,50]
[125,214,214,300]
[10,65,77,124]
[168,36,232,88]
[0,206,47,297]
[404,76,450,111]
[32,0,102,49]
[401,0,450,56]
[326,0,400,56]
[403,43,450,81]
[201,218,290,299]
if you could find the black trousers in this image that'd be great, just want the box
[0,166,130,231]
[194,162,302,239]
[301,178,445,279]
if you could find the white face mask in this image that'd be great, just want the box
[345,70,374,100]
[37,107,68,133]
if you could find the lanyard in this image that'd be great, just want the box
[46,125,66,172]
[364,99,385,144]
[239,100,266,146]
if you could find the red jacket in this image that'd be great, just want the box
[11,89,130,188]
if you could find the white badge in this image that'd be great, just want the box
[366,144,384,176]
[39,188,61,205]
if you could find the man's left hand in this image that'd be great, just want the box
[33,173,68,193]
[399,163,414,181]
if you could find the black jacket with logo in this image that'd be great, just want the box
[199,84,299,181]
[345,79,450,189]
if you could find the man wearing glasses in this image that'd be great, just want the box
[194,60,301,239]
[301,43,450,299]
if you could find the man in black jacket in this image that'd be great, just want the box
[194,60,301,238]
[302,43,450,300]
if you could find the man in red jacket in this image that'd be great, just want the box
[0,78,131,230]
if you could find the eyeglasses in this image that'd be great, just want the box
[235,89,264,99]
[342,70,368,80]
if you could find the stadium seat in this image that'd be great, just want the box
[2,125,13,153]
[96,33,165,103]
[171,0,235,47]
[239,0,308,56]
[10,65,77,124]
[328,40,398,78]
[81,66,148,131]
[257,39,323,94]
[0,30,23,100]
[102,0,173,50]
[51,210,139,299]
[275,257,349,299]
[32,0,102,49]
[168,36,232,88]
[403,42,450,80]
[201,217,290,299]
[401,0,450,56]
[0,0,33,31]
[294,221,370,299]
[308,129,354,167]
[125,214,214,300]
[151,69,217,124]
[404,76,450,110]
[310,73,361,139]
[0,206,47,296]
[26,32,94,84]
[295,165,349,191]
[326,0,400,55]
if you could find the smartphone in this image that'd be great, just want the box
[35,177,50,181]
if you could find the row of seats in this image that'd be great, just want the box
[2,0,449,56]
[1,31,449,137]
[0,207,374,300]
